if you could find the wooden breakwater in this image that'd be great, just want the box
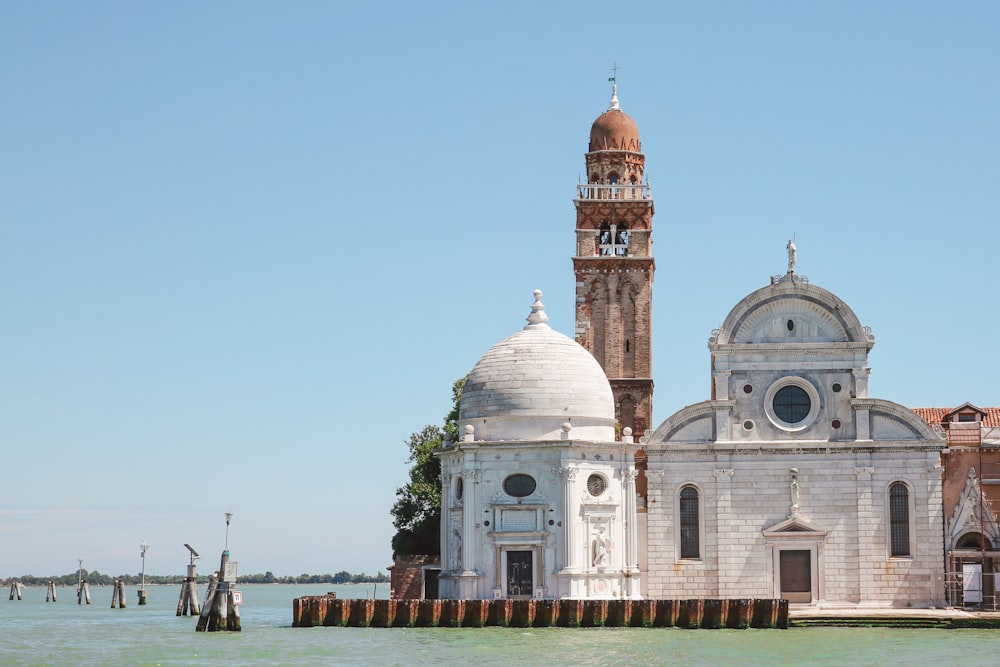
[292,597,788,629]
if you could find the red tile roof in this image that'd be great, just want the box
[912,406,1000,429]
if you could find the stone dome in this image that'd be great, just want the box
[459,291,616,443]
[590,109,641,152]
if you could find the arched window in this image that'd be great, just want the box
[597,222,628,257]
[679,486,700,559]
[889,482,911,557]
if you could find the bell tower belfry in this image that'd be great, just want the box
[573,81,655,439]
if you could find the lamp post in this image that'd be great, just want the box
[138,540,149,605]
[224,512,233,553]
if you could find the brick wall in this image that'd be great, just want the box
[389,555,440,600]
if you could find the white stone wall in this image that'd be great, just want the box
[438,440,639,600]
[645,447,945,606]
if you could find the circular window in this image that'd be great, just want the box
[832,419,842,429]
[587,474,607,497]
[503,473,536,498]
[743,384,754,394]
[743,419,755,431]
[774,385,811,423]
[832,382,842,393]
[764,377,820,432]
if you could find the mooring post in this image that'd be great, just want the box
[177,543,202,616]
[45,581,56,602]
[77,579,91,605]
[8,581,23,601]
[111,579,127,608]
[137,540,148,606]
[195,549,241,631]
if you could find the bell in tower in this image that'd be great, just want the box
[572,77,655,445]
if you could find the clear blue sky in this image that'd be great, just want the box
[3,2,998,578]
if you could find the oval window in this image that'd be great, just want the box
[503,473,536,498]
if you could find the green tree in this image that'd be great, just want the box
[390,377,465,556]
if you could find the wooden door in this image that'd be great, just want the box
[779,550,812,603]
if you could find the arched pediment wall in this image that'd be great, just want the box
[647,402,716,444]
[865,399,945,442]
[715,283,871,347]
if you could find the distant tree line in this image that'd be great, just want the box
[2,570,389,587]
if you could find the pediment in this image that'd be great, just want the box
[762,515,828,538]
[947,468,1000,548]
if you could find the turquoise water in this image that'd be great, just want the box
[3,584,999,666]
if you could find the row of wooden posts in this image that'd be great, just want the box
[5,550,241,632]
[292,596,789,629]
[8,578,146,607]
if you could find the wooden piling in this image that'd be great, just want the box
[582,599,608,627]
[393,599,419,627]
[486,599,512,627]
[372,599,396,627]
[195,551,242,632]
[417,599,442,627]
[727,599,753,629]
[510,600,535,628]
[45,581,57,602]
[289,596,788,629]
[348,599,375,627]
[177,563,201,616]
[77,580,91,605]
[111,579,126,608]
[702,599,724,629]
[8,581,23,601]
[439,599,464,627]
[325,598,351,627]
[534,600,557,627]
[632,600,656,627]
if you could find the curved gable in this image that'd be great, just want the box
[647,401,716,444]
[864,399,945,443]
[715,281,872,347]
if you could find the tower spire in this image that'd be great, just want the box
[608,62,621,111]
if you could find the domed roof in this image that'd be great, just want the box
[589,85,640,152]
[459,291,616,443]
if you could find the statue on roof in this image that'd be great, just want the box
[787,238,797,274]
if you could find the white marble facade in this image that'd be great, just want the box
[441,273,947,607]
[437,291,642,600]
[643,270,947,607]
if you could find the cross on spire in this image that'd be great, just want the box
[608,62,621,111]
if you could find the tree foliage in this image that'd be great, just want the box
[390,377,465,557]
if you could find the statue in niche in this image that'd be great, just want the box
[450,525,462,570]
[790,468,800,515]
[592,525,610,567]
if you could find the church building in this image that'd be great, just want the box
[437,84,948,608]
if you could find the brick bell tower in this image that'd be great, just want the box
[573,80,655,443]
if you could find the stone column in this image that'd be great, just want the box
[559,467,580,572]
[462,470,480,575]
[713,370,732,401]
[853,368,871,398]
[853,401,873,441]
[855,464,878,606]
[714,468,735,598]
[623,468,640,597]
